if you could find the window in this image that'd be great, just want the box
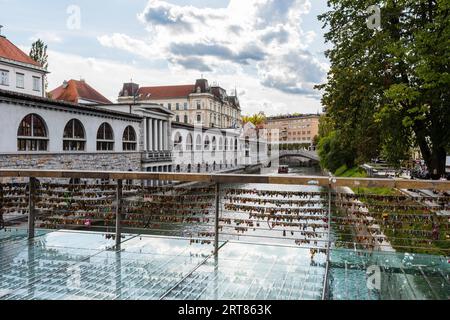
[176,103,180,111]
[16,73,24,89]
[168,103,172,110]
[176,115,180,122]
[174,132,182,150]
[184,102,188,110]
[196,135,202,151]
[204,136,210,150]
[186,134,193,151]
[184,115,188,123]
[17,114,48,151]
[123,126,137,151]
[32,76,41,92]
[0,70,9,86]
[97,123,114,151]
[196,101,201,110]
[197,114,201,123]
[63,119,86,151]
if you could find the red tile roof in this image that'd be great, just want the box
[0,36,42,67]
[137,85,195,100]
[50,80,112,104]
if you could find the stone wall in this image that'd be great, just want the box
[0,152,142,172]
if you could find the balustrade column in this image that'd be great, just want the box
[158,121,163,152]
[147,118,153,151]
[153,119,158,151]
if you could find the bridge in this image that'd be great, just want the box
[0,169,448,300]
[268,149,320,162]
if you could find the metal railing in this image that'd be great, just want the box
[1,169,449,300]
[142,151,173,163]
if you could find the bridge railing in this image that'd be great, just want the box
[1,169,449,299]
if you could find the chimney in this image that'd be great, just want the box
[62,80,69,89]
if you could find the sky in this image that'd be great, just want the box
[0,0,331,116]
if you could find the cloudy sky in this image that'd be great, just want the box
[0,0,330,115]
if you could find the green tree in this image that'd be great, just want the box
[317,0,450,179]
[29,39,48,91]
[242,112,267,127]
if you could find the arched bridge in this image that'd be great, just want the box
[268,149,320,162]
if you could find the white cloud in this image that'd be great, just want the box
[97,0,327,98]
[46,49,323,116]
[30,32,63,44]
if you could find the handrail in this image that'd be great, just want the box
[0,169,449,190]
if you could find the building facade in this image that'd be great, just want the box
[262,115,320,146]
[97,103,174,176]
[118,79,242,129]
[0,89,142,173]
[0,35,48,97]
[171,123,242,173]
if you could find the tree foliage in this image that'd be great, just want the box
[29,39,48,90]
[242,112,267,127]
[317,0,450,178]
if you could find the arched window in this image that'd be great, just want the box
[184,115,188,123]
[123,126,137,151]
[196,135,202,151]
[174,132,182,150]
[211,137,217,156]
[186,133,193,152]
[224,138,228,151]
[219,137,223,151]
[204,136,210,150]
[97,123,114,151]
[187,164,192,173]
[197,164,201,173]
[17,114,48,151]
[175,115,180,122]
[63,119,85,151]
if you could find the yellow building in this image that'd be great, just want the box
[263,115,320,145]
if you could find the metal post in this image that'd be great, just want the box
[28,177,36,239]
[322,177,333,300]
[214,182,220,255]
[115,179,123,250]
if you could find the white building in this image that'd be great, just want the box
[0,35,48,97]
[171,123,242,173]
[97,103,174,176]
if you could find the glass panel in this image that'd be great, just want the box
[63,120,74,138]
[32,115,47,137]
[17,115,32,137]
[73,120,85,139]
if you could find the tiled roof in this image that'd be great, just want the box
[0,36,42,67]
[0,88,141,120]
[50,80,112,104]
[137,85,195,100]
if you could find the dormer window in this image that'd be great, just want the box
[197,86,201,93]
